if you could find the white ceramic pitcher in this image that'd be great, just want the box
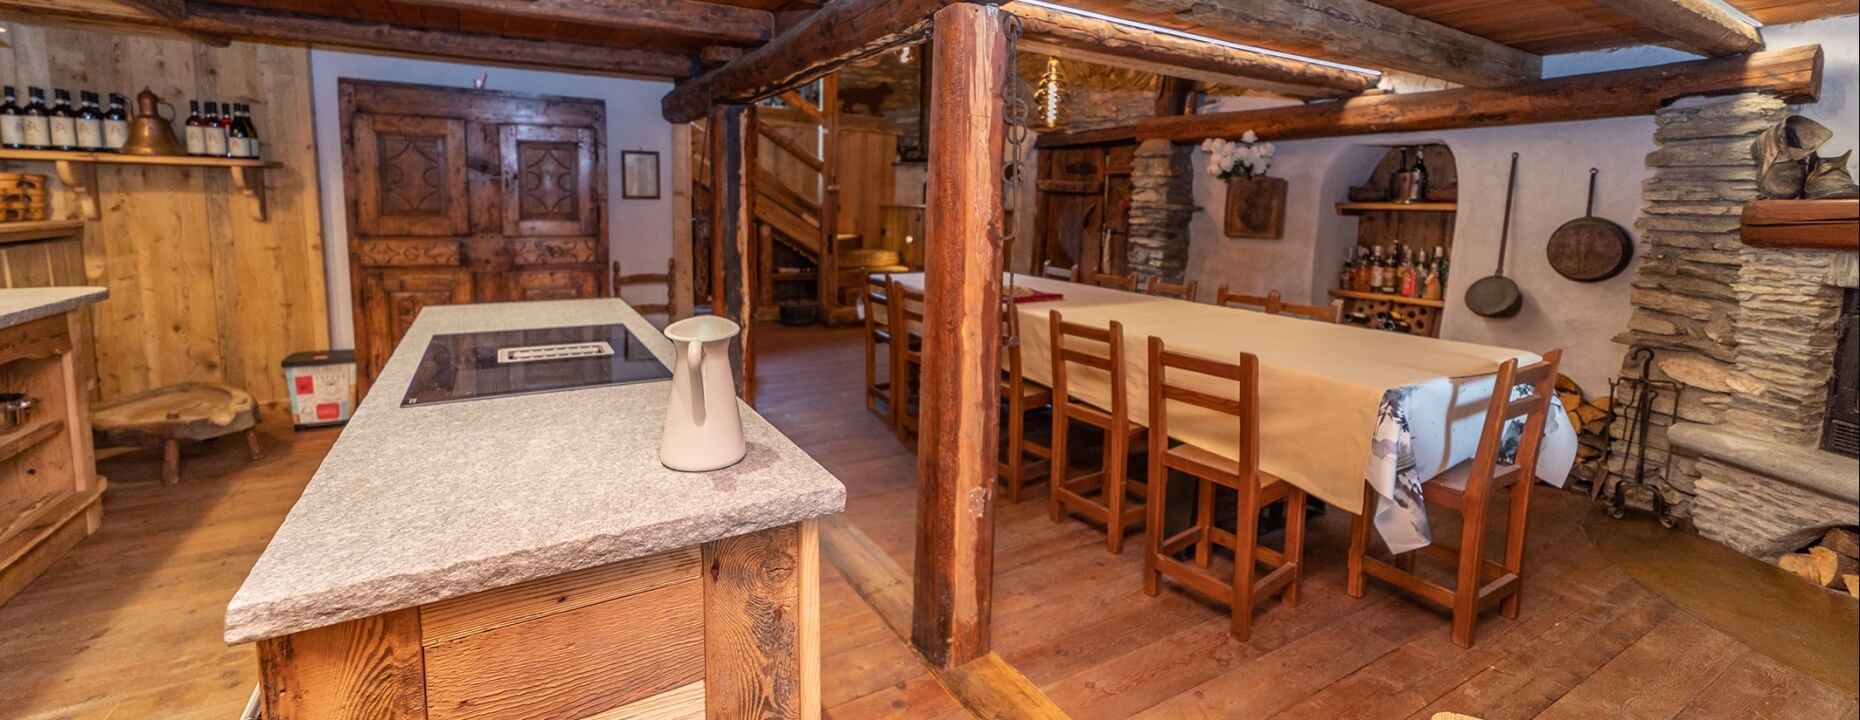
[659,315,746,472]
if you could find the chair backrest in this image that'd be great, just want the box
[1146,277,1199,302]
[1465,349,1564,498]
[1039,261,1076,281]
[888,278,926,341]
[1214,284,1343,323]
[613,258,675,317]
[1088,272,1138,292]
[1000,303,1024,382]
[864,273,891,333]
[1049,309,1127,417]
[1147,336,1261,476]
[1279,298,1345,323]
[1216,284,1277,312]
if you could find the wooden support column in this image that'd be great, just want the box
[911,1,1007,669]
[819,73,842,313]
[710,104,757,401]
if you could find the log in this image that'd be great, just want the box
[115,0,186,21]
[1110,0,1539,87]
[1810,546,1857,587]
[912,1,1006,670]
[1820,527,1860,559]
[1136,45,1823,144]
[391,0,772,45]
[1588,0,1763,57]
[1008,3,1376,99]
[1778,553,1821,582]
[1844,574,1859,599]
[662,0,956,122]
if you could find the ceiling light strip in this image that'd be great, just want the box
[1016,0,1384,77]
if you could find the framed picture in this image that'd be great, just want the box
[621,150,661,199]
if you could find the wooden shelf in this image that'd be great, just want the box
[1330,289,1447,308]
[1336,202,1458,215]
[0,220,85,245]
[1741,199,1858,250]
[0,417,66,466]
[0,149,278,222]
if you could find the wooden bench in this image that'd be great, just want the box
[92,383,260,485]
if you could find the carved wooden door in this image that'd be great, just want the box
[342,80,607,393]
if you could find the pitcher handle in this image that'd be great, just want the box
[687,341,706,427]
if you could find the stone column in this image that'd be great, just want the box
[1126,138,1196,282]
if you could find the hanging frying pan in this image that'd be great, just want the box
[1466,153,1523,318]
[1547,168,1633,282]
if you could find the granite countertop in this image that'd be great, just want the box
[224,299,846,645]
[0,287,108,327]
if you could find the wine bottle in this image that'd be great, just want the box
[241,104,261,158]
[48,89,78,151]
[203,102,228,157]
[217,101,236,158]
[1423,262,1443,301]
[76,91,104,151]
[20,87,50,149]
[227,104,252,158]
[1367,247,1385,294]
[1407,149,1428,203]
[184,100,205,156]
[1399,248,1418,298]
[0,87,22,150]
[103,93,129,152]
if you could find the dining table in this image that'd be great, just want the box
[883,272,1577,554]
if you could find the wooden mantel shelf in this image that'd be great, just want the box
[1336,201,1458,215]
[0,149,279,223]
[0,220,85,245]
[1741,199,1859,250]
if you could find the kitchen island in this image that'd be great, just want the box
[226,299,845,720]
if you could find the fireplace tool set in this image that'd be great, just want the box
[1595,346,1681,528]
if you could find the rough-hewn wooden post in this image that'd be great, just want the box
[710,103,756,399]
[911,1,1006,669]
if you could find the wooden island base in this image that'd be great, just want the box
[256,520,820,720]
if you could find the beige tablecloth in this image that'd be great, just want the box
[886,273,1541,514]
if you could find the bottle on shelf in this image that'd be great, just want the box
[1423,260,1443,301]
[243,104,261,157]
[103,93,129,152]
[1399,248,1419,298]
[76,91,105,151]
[48,89,78,151]
[0,87,22,150]
[1367,246,1385,294]
[184,100,206,156]
[1380,245,1399,294]
[1339,250,1355,292]
[1406,148,1429,203]
[228,103,259,158]
[1389,146,1409,200]
[217,101,237,158]
[202,101,228,157]
[20,87,51,149]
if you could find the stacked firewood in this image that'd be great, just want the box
[1556,376,1613,491]
[1778,528,1860,598]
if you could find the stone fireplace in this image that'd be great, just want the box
[1614,92,1860,560]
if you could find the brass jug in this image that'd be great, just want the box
[119,87,186,156]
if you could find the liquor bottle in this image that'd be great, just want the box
[1423,261,1443,301]
[1407,148,1428,203]
[75,92,104,151]
[184,100,205,155]
[217,102,236,157]
[48,89,78,151]
[202,102,228,157]
[0,87,22,149]
[20,87,51,149]
[1367,247,1385,294]
[1399,248,1419,298]
[103,93,130,151]
[1381,246,1399,294]
[1339,252,1354,292]
[1434,246,1449,286]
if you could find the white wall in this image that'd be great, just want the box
[1185,15,1860,395]
[308,49,677,348]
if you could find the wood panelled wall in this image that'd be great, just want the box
[0,20,326,408]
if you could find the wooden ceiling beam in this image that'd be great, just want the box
[390,0,773,46]
[177,2,700,77]
[114,0,187,22]
[1589,0,1764,56]
[1119,0,1541,87]
[1008,3,1377,99]
[661,0,957,123]
[1134,45,1821,143]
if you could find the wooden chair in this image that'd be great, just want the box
[998,305,1053,502]
[888,279,927,442]
[863,273,894,420]
[1141,340,1305,641]
[1048,310,1149,553]
[1347,350,1563,648]
[1145,277,1199,302]
[613,258,674,322]
[1087,271,1138,292]
[1039,261,1076,281]
[1214,285,1343,323]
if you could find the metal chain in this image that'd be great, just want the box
[997,11,1030,347]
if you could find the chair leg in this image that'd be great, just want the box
[1143,455,1168,597]
[889,347,905,438]
[864,337,877,412]
[1105,425,1128,554]
[1005,396,1026,503]
[162,439,181,486]
[1502,480,1533,619]
[1048,413,1068,523]
[1452,498,1490,649]
[244,429,263,461]
[1282,488,1306,608]
[1347,482,1374,599]
[1231,480,1260,641]
[1195,477,1214,568]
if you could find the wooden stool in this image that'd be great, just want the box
[1347,351,1562,648]
[863,274,894,420]
[1048,310,1148,554]
[1142,337,1305,641]
[92,383,260,485]
[888,279,926,442]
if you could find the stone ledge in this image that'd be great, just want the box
[1667,421,1859,502]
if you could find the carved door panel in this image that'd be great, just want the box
[353,114,470,236]
[511,270,599,301]
[356,268,474,382]
[500,125,599,236]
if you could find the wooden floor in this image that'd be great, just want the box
[0,322,1853,719]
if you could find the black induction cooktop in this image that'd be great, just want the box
[401,324,671,407]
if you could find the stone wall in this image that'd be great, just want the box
[1128,139,1196,282]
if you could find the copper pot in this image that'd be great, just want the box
[120,87,187,156]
